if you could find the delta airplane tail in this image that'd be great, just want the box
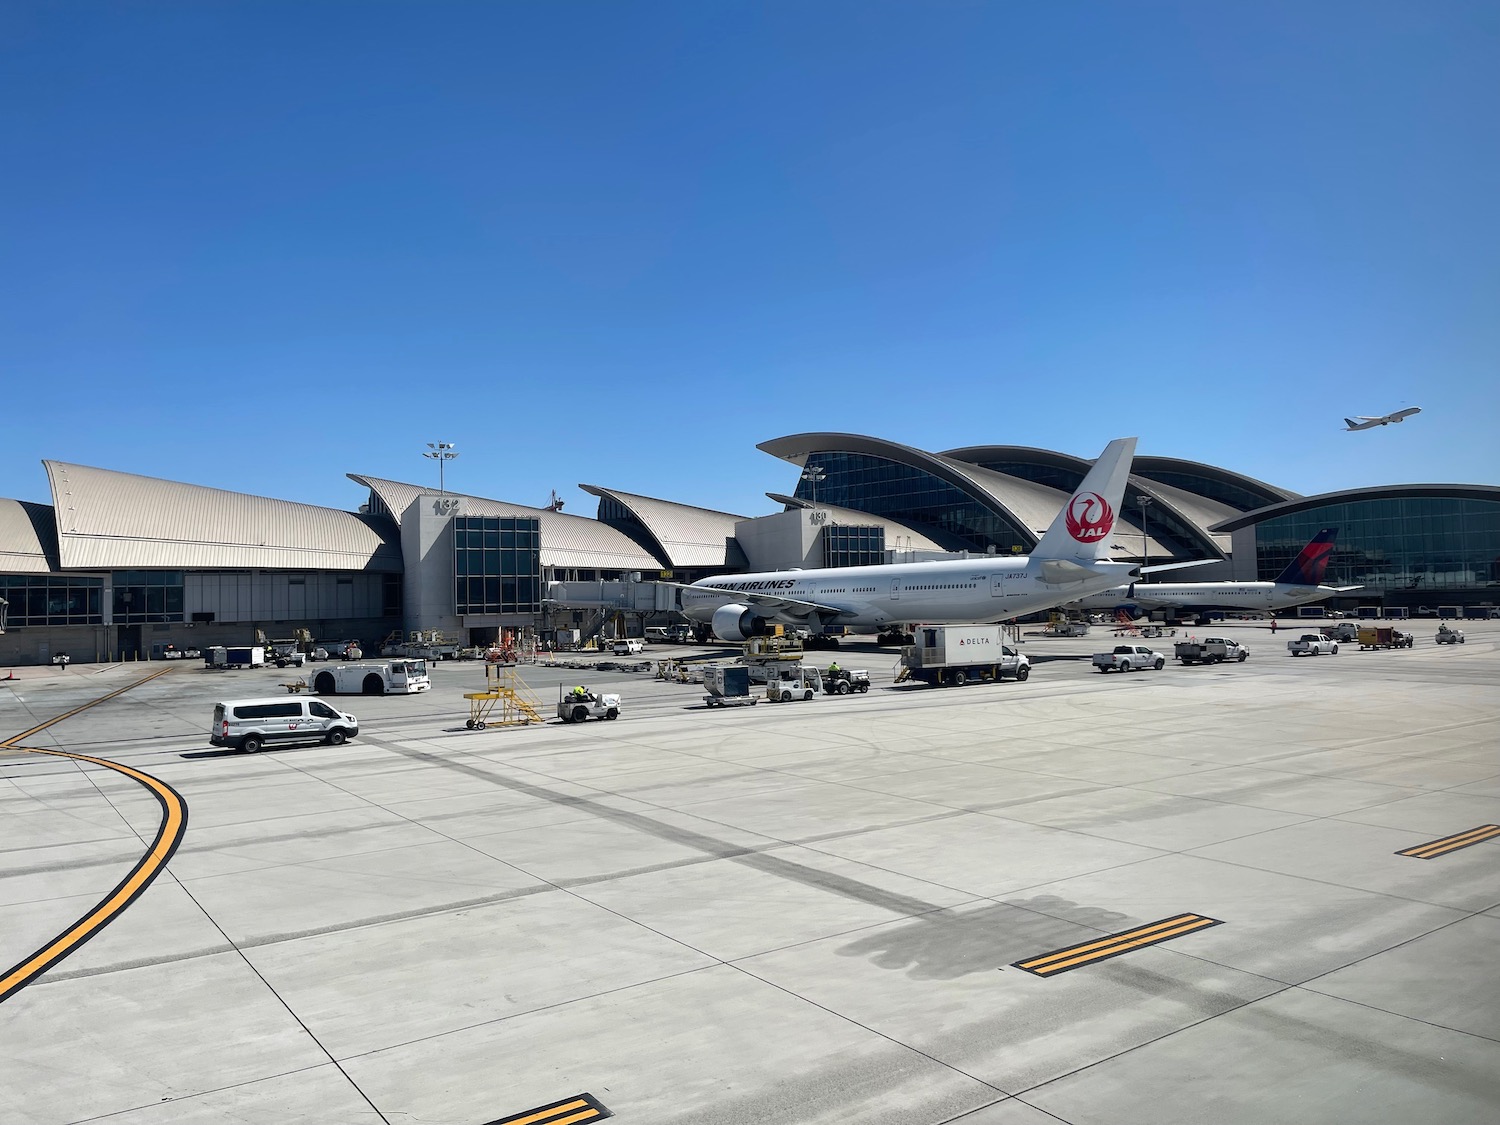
[1272,528,1338,586]
[1031,437,1138,566]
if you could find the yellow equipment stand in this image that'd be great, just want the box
[463,664,544,729]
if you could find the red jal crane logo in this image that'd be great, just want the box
[1065,492,1114,543]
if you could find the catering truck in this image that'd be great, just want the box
[310,660,431,695]
[898,624,1031,687]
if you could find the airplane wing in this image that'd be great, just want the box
[1392,407,1421,420]
[663,581,852,618]
[1330,585,1364,592]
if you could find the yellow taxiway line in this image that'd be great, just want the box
[1396,824,1500,859]
[0,669,189,1004]
[1013,913,1224,978]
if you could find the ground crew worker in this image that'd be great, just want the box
[827,661,841,678]
[570,685,589,700]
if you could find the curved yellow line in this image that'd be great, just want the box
[0,670,190,1003]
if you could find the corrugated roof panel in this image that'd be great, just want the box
[45,462,402,572]
[579,485,744,568]
[0,499,56,573]
[349,475,662,571]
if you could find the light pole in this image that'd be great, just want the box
[1137,495,1153,576]
[423,442,458,494]
[801,465,826,505]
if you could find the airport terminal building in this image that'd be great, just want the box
[1,439,1496,664]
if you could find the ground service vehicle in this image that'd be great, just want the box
[1357,627,1414,650]
[558,686,622,722]
[210,697,359,754]
[1435,625,1466,645]
[703,665,759,707]
[765,664,824,702]
[610,638,645,655]
[205,645,265,669]
[1173,638,1249,664]
[1287,633,1338,656]
[900,624,1030,687]
[268,640,305,668]
[310,660,431,695]
[1328,622,1361,642]
[1092,645,1167,672]
[824,666,872,694]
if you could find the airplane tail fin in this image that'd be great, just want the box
[1031,437,1138,564]
[1273,528,1338,586]
[1343,418,1359,430]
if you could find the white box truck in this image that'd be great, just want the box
[899,624,1030,687]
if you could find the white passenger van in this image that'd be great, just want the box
[210,698,359,754]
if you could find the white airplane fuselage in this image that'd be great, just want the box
[1073,581,1339,615]
[682,557,1140,633]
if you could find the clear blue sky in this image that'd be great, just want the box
[4,1,1497,521]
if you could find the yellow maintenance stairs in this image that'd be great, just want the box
[463,664,544,729]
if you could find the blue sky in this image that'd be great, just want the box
[3,1,1497,521]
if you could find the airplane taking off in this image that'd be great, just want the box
[679,438,1142,641]
[1070,528,1362,625]
[1345,407,1420,431]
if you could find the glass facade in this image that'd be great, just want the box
[822,525,886,568]
[596,495,662,563]
[453,517,542,614]
[0,575,104,626]
[793,453,1030,553]
[1256,497,1500,593]
[112,571,184,623]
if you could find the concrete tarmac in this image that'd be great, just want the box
[2,619,1497,1125]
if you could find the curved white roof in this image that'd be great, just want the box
[350,475,660,571]
[0,499,55,574]
[44,462,402,572]
[579,485,744,568]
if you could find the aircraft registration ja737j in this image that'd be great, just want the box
[679,437,1142,641]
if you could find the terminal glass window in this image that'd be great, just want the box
[111,571,184,623]
[0,575,104,626]
[1256,498,1500,593]
[795,452,1031,554]
[453,517,542,614]
[822,525,886,567]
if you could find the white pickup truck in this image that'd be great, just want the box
[1173,637,1249,665]
[1286,633,1339,656]
[1092,645,1167,673]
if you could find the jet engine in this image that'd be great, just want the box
[711,604,770,643]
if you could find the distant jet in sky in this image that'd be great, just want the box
[1344,407,1421,431]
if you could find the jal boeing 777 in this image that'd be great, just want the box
[1070,528,1362,625]
[679,437,1142,641]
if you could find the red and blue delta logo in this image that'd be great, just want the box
[1065,492,1114,543]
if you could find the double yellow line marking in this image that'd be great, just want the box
[1014,913,1223,978]
[1,669,189,1004]
[484,1093,612,1125]
[1396,824,1500,860]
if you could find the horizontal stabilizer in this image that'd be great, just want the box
[1040,559,1098,585]
[1139,559,1218,575]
